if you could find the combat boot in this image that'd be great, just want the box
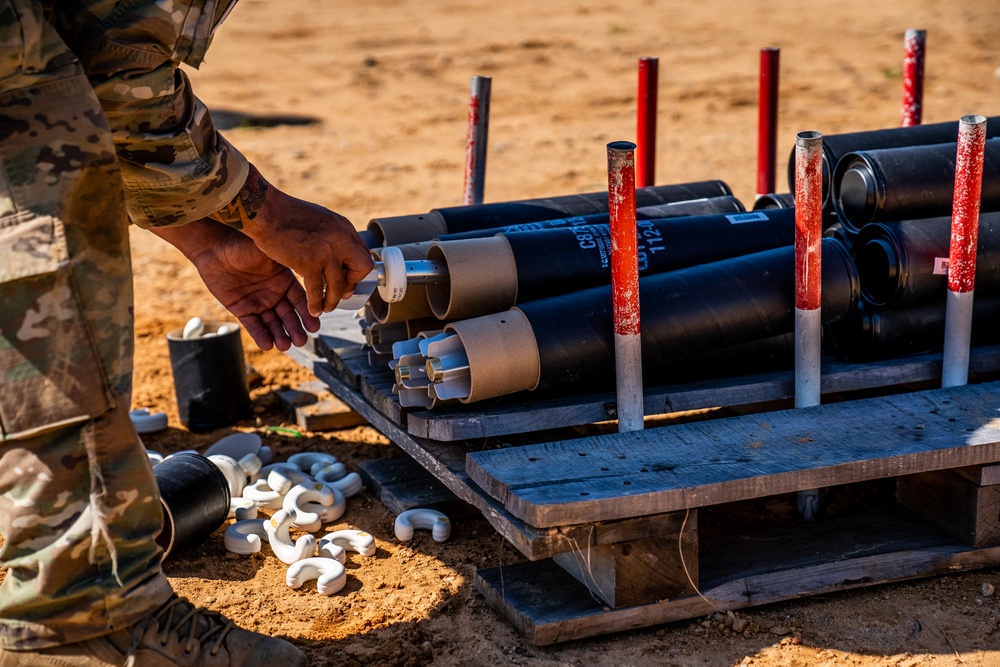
[0,594,306,666]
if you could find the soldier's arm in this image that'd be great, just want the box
[50,0,248,228]
[208,165,374,316]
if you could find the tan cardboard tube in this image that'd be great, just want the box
[367,211,448,247]
[368,242,436,324]
[426,237,518,320]
[445,309,540,403]
[405,317,445,339]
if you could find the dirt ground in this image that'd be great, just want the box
[7,0,1000,664]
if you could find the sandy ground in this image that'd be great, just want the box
[6,0,1000,665]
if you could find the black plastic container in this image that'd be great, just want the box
[752,192,796,211]
[167,322,252,432]
[503,207,796,303]
[153,453,231,560]
[828,297,1000,363]
[434,195,746,241]
[517,239,858,392]
[368,180,735,246]
[785,116,1000,209]
[853,211,1000,307]
[832,138,1000,233]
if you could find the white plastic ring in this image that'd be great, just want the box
[268,467,312,496]
[130,409,168,434]
[288,452,337,472]
[321,529,376,557]
[182,317,205,339]
[283,483,336,532]
[313,462,348,483]
[322,471,363,498]
[395,508,451,543]
[377,245,408,303]
[286,557,347,595]
[242,478,283,510]
[224,519,268,555]
[265,509,318,565]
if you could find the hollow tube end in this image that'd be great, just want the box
[960,114,988,129]
[856,235,902,307]
[367,211,448,247]
[607,140,637,153]
[796,130,823,148]
[832,154,881,233]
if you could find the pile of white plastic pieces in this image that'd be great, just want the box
[141,429,452,596]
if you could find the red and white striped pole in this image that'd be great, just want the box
[636,57,658,188]
[463,75,492,206]
[608,141,644,432]
[756,47,780,199]
[900,29,926,127]
[942,114,987,388]
[794,130,824,521]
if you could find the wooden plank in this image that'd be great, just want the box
[465,382,1000,527]
[357,457,477,518]
[897,469,1000,548]
[283,344,695,561]
[952,463,1000,486]
[359,366,407,428]
[404,345,1000,441]
[357,455,433,491]
[552,510,697,608]
[274,381,368,431]
[474,507,1000,645]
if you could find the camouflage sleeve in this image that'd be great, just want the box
[50,0,248,228]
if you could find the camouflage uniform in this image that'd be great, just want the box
[0,0,247,650]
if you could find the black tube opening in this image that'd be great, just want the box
[833,155,881,233]
[857,237,900,306]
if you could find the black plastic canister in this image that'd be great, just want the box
[434,194,745,241]
[167,322,252,432]
[832,138,1000,234]
[752,192,796,211]
[784,116,1000,210]
[827,297,1000,363]
[517,239,858,392]
[504,208,796,303]
[427,180,732,233]
[153,453,231,560]
[853,211,1000,307]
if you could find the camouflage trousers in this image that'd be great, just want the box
[0,0,171,650]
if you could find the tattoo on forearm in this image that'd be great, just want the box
[209,164,269,230]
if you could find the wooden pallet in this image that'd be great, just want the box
[286,310,1000,644]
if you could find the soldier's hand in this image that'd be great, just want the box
[209,165,374,317]
[151,220,320,351]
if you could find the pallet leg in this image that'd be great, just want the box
[551,510,698,608]
[897,465,1000,548]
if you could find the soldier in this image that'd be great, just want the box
[0,0,373,664]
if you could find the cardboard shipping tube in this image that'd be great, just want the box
[445,309,540,403]
[368,242,437,324]
[405,317,446,339]
[426,237,519,320]
[368,211,449,247]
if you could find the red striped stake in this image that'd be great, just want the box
[900,29,926,127]
[756,47,780,199]
[794,130,824,522]
[942,114,987,388]
[463,75,492,206]
[608,141,644,432]
[636,57,658,188]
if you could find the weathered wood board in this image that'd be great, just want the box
[474,504,1000,645]
[313,310,1000,443]
[465,381,1000,527]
